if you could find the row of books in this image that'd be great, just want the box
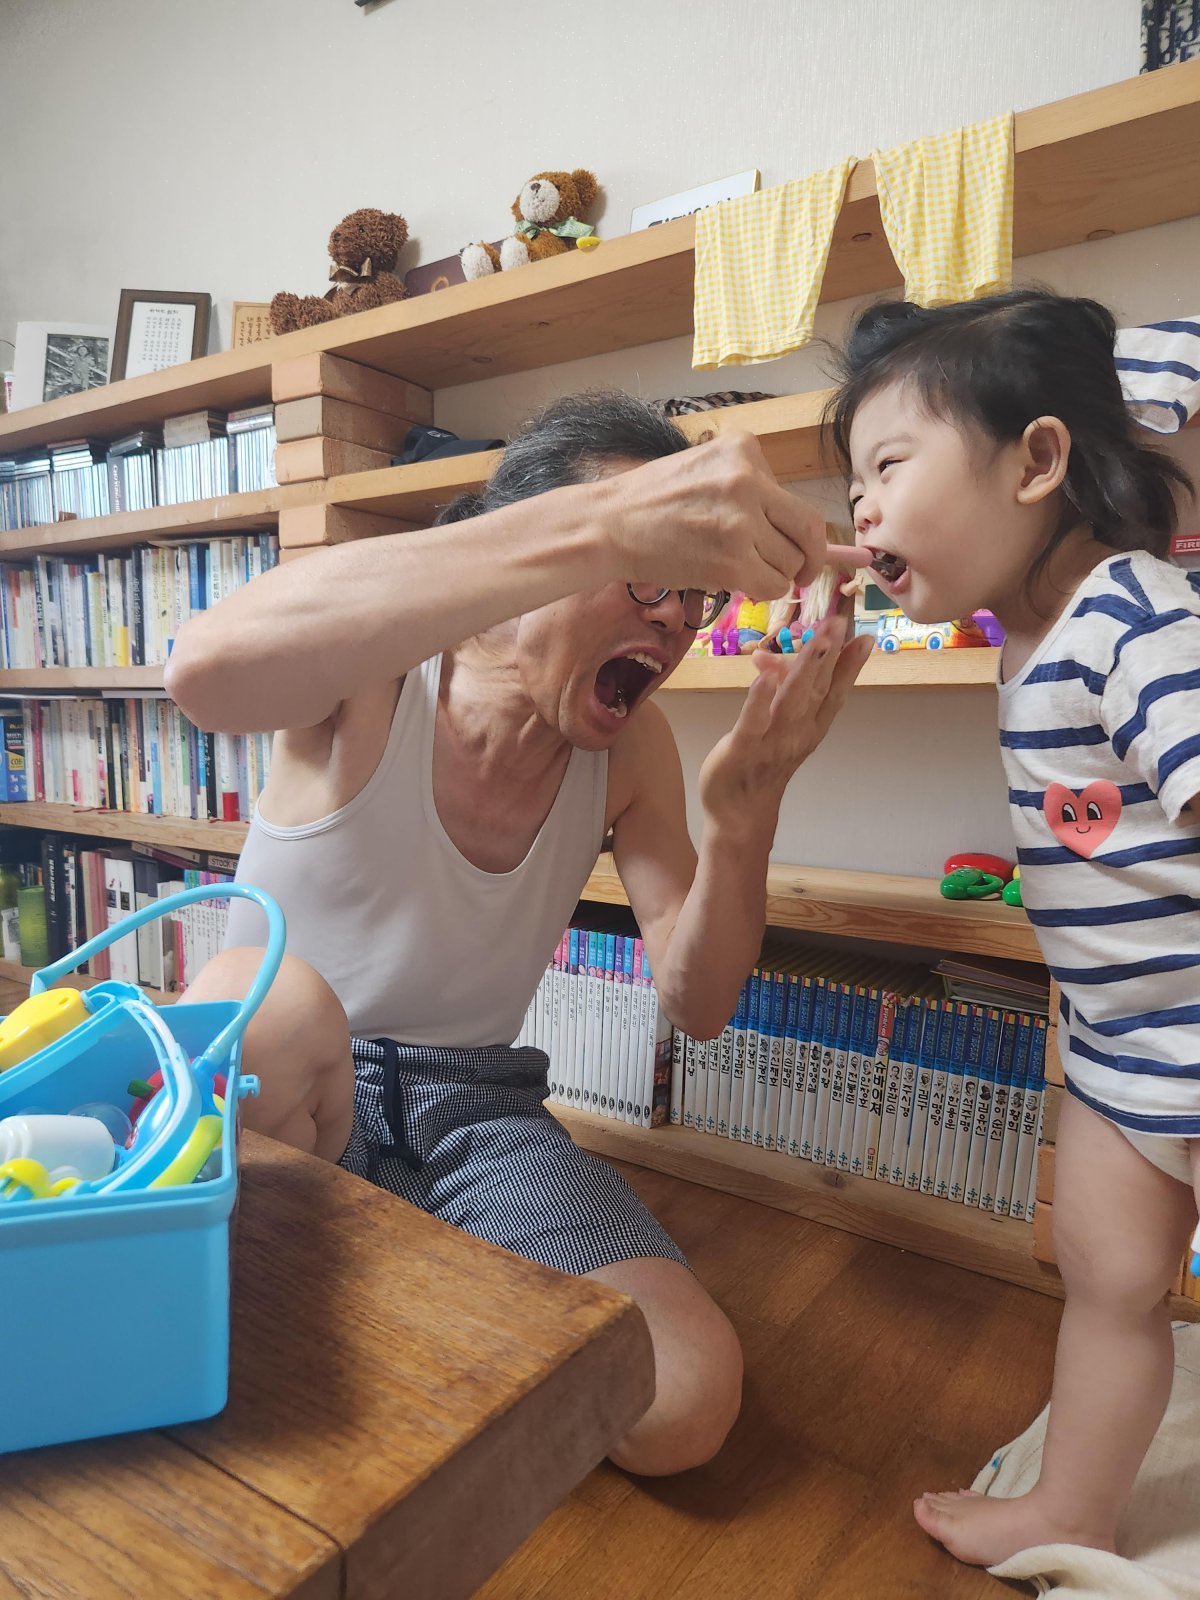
[0,532,279,669]
[0,830,234,990]
[0,697,271,823]
[516,928,674,1128]
[671,946,1047,1221]
[0,406,277,530]
[519,933,1047,1223]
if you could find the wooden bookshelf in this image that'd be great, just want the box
[555,1106,1052,1293]
[0,666,165,691]
[0,802,247,854]
[1,60,1197,453]
[582,853,1040,962]
[0,957,171,1006]
[0,484,321,561]
[667,647,1000,692]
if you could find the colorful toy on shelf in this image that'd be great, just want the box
[875,610,999,652]
[944,851,1014,879]
[707,592,745,655]
[733,596,770,653]
[940,866,1006,900]
[759,543,871,653]
[939,853,1022,905]
[972,609,1006,646]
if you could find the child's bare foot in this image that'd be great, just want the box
[913,1488,1116,1567]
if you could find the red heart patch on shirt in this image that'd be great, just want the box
[1043,781,1122,858]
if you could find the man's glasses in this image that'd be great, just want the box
[626,584,730,631]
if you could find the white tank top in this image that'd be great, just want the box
[225,654,609,1046]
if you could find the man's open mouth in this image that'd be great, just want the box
[594,652,663,718]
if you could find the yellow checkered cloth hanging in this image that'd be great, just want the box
[871,112,1014,308]
[692,158,857,371]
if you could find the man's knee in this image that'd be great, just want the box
[183,948,354,1161]
[594,1259,743,1476]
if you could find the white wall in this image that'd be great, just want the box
[2,0,1197,875]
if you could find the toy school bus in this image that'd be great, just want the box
[874,611,993,651]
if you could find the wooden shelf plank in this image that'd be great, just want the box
[1,61,1196,448]
[667,647,1000,692]
[0,484,321,560]
[0,667,165,691]
[0,802,247,854]
[0,956,172,1005]
[554,1106,1056,1296]
[581,853,1040,962]
[321,389,840,526]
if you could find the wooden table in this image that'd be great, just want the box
[0,1131,655,1600]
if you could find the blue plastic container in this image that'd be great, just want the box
[0,883,284,1454]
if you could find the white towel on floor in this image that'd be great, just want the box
[1115,316,1200,433]
[971,1324,1200,1598]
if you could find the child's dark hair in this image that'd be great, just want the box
[827,289,1193,576]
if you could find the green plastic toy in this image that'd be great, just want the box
[939,866,1004,901]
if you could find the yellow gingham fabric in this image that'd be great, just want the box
[691,158,857,371]
[871,112,1014,308]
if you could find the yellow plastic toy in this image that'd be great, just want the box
[0,989,90,1073]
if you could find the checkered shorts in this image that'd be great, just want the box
[338,1036,689,1277]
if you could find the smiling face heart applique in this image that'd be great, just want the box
[1043,781,1123,858]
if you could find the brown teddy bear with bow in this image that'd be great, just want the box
[270,208,410,334]
[460,170,599,280]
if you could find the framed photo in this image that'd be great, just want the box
[230,301,275,348]
[10,320,112,410]
[111,289,211,381]
[630,170,760,232]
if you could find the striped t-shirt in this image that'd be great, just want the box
[998,551,1200,1135]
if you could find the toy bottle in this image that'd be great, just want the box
[0,1113,117,1179]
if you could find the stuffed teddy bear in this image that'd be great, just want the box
[270,208,410,334]
[460,170,599,280]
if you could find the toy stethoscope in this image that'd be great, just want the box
[0,884,283,1202]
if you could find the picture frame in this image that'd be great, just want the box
[229,301,275,348]
[10,320,112,411]
[110,289,212,381]
[630,169,760,232]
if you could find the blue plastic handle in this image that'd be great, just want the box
[28,883,286,1078]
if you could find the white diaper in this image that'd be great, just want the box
[1116,1124,1197,1185]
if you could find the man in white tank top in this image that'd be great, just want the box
[167,392,871,1478]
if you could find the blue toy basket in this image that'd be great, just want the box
[0,883,284,1455]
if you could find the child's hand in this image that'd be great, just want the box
[698,616,873,819]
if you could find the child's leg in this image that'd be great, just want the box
[181,947,355,1163]
[914,1092,1196,1567]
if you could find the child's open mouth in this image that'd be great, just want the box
[594,652,663,719]
[870,549,909,587]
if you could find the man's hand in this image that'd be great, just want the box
[602,431,828,600]
[698,616,873,822]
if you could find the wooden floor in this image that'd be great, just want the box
[481,1159,1061,1600]
[0,972,1057,1596]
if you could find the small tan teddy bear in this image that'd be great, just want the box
[270,208,410,334]
[460,169,599,280]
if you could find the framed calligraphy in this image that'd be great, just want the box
[110,289,212,381]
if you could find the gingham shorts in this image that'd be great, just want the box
[338,1036,689,1277]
